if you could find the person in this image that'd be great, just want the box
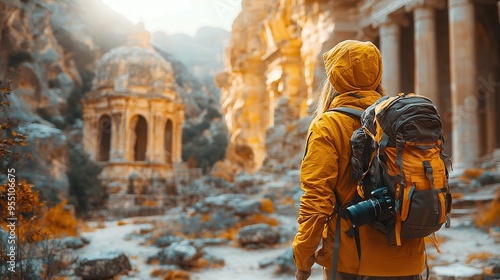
[292,40,425,280]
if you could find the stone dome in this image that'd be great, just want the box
[92,45,176,96]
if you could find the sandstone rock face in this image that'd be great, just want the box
[261,116,313,173]
[18,123,70,196]
[217,0,359,175]
[1,0,227,201]
[215,0,271,175]
[1,0,130,115]
[0,0,132,197]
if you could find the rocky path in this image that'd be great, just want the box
[75,213,498,279]
[190,246,323,280]
[71,183,500,280]
[76,214,322,280]
[76,218,159,279]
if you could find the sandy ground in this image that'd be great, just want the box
[73,207,499,280]
[73,184,500,279]
[190,246,323,280]
[77,215,324,280]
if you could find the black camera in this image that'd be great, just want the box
[344,187,395,227]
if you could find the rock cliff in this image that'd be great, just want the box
[217,0,360,175]
[0,0,228,201]
[0,0,132,197]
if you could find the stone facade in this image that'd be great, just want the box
[82,24,185,202]
[218,0,500,175]
[358,0,500,174]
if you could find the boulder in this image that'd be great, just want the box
[76,251,131,280]
[192,194,261,216]
[152,240,204,268]
[478,171,500,186]
[202,252,225,268]
[233,173,256,189]
[155,235,183,248]
[194,238,229,246]
[60,236,87,249]
[180,194,264,235]
[276,247,296,274]
[237,223,281,247]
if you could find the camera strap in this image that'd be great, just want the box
[353,226,361,261]
[331,213,342,280]
[331,191,362,280]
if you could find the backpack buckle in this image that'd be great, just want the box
[423,161,433,178]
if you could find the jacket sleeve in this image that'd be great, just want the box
[292,116,339,271]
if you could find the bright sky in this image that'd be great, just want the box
[101,0,242,36]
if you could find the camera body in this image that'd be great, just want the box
[345,187,395,227]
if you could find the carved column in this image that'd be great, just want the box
[449,0,479,171]
[175,118,183,163]
[407,0,445,106]
[82,108,95,161]
[378,15,408,95]
[116,108,125,162]
[122,103,130,162]
[111,112,122,161]
[154,113,163,163]
[125,104,132,162]
[91,116,98,161]
[280,44,303,121]
[146,104,154,162]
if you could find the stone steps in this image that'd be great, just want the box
[450,194,494,218]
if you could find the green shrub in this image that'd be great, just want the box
[66,143,106,217]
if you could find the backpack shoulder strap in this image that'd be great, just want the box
[328,107,363,120]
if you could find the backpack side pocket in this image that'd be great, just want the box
[400,188,445,239]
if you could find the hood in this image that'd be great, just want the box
[323,40,383,94]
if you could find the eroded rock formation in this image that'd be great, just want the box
[216,0,360,175]
[0,0,228,202]
[220,0,500,177]
[0,0,131,196]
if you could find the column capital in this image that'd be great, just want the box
[372,12,410,29]
[405,0,446,12]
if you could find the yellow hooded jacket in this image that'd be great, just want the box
[292,40,425,276]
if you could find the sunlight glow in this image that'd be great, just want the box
[101,0,242,36]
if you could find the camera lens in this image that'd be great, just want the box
[345,198,383,227]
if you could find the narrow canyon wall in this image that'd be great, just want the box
[217,0,361,175]
[215,0,273,173]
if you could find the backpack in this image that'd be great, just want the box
[331,93,453,246]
